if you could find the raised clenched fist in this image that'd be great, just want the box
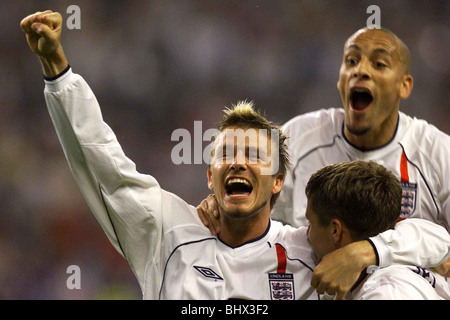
[20,10,68,77]
[20,10,63,57]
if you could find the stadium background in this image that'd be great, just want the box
[0,0,448,299]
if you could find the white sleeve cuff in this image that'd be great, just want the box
[368,234,392,268]
[44,67,74,93]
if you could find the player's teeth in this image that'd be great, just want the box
[227,178,250,186]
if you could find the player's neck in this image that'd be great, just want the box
[344,113,399,151]
[219,211,271,248]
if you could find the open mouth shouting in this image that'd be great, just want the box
[225,177,254,200]
[350,87,373,112]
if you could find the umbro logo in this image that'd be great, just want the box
[194,266,224,281]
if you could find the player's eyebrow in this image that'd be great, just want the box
[347,45,391,55]
[346,44,361,52]
[372,48,392,57]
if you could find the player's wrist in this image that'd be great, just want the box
[350,240,377,269]
[39,45,69,78]
[43,63,71,82]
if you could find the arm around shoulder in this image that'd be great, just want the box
[369,218,450,268]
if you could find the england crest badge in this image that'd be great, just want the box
[400,182,417,219]
[268,273,295,300]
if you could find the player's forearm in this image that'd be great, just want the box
[310,239,377,299]
[39,45,68,78]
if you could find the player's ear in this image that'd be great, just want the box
[207,168,213,191]
[331,218,344,245]
[399,74,413,99]
[271,173,284,195]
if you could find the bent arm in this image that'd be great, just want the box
[312,218,450,299]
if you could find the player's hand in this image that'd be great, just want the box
[20,10,63,57]
[311,240,375,300]
[431,258,450,277]
[197,194,221,236]
[20,10,68,78]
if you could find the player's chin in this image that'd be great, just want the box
[222,197,255,216]
[345,119,372,136]
[223,199,251,211]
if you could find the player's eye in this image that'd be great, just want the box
[346,57,358,66]
[374,61,387,68]
[223,152,234,160]
[247,150,259,161]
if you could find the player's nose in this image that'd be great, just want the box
[230,159,247,172]
[352,58,370,80]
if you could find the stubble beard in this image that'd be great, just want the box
[219,198,268,224]
[346,122,371,136]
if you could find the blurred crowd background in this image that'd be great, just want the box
[0,0,449,299]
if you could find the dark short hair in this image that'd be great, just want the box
[305,160,401,241]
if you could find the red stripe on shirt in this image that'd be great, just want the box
[398,151,409,222]
[276,244,287,274]
[400,151,409,183]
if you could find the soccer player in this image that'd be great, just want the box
[21,10,450,300]
[272,27,450,231]
[305,160,449,299]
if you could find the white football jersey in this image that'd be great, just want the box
[349,265,450,300]
[273,108,450,231]
[43,69,450,299]
[159,217,318,300]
